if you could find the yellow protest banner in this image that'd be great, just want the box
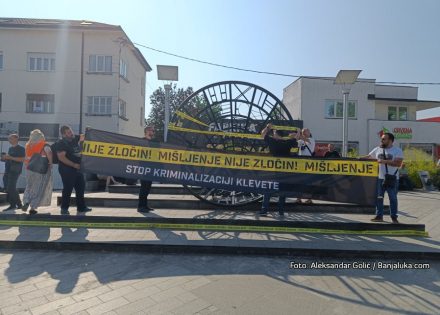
[82,140,378,177]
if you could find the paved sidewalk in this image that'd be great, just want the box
[0,191,439,256]
[0,251,439,314]
[1,191,439,314]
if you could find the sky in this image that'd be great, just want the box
[2,0,440,119]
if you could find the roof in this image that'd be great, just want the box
[283,76,376,91]
[368,94,440,103]
[417,117,440,123]
[368,94,440,111]
[0,17,121,31]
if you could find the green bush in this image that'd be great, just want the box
[347,148,359,158]
[402,148,438,189]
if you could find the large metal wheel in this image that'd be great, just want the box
[168,81,296,207]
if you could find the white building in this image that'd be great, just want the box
[283,77,440,158]
[0,17,152,140]
[0,17,152,189]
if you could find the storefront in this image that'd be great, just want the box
[283,77,440,159]
[367,120,439,159]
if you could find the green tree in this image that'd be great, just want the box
[146,85,194,140]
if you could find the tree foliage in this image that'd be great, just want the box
[146,84,194,140]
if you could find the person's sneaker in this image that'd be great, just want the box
[145,206,154,212]
[278,211,285,217]
[29,209,38,215]
[3,205,16,212]
[259,209,268,217]
[391,217,400,224]
[371,216,384,222]
[77,207,92,213]
[137,207,150,213]
[61,208,70,215]
[21,203,29,212]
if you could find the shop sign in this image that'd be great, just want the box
[378,127,412,139]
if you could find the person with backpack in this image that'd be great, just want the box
[56,125,91,214]
[21,130,53,215]
[366,132,403,224]
[297,128,315,204]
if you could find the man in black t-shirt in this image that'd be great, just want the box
[324,144,341,158]
[1,134,25,211]
[259,124,298,217]
[56,125,91,214]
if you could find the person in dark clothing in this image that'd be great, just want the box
[138,126,155,213]
[259,123,298,217]
[324,144,341,158]
[56,125,91,214]
[1,134,25,211]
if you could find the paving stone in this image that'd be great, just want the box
[0,296,48,315]
[58,297,102,315]
[30,297,75,315]
[86,297,130,315]
[113,296,156,315]
[72,285,113,302]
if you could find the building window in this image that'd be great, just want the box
[388,106,408,121]
[325,100,356,119]
[388,106,397,120]
[89,55,112,73]
[398,106,408,120]
[400,143,434,158]
[28,53,55,71]
[118,99,127,119]
[119,59,128,79]
[0,52,3,70]
[87,96,112,115]
[26,94,55,113]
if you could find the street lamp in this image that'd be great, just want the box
[157,65,178,142]
[334,70,361,157]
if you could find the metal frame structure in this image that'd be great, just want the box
[168,81,297,207]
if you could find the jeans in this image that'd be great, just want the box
[6,172,21,207]
[375,178,399,218]
[59,165,86,210]
[261,193,286,214]
[138,180,152,208]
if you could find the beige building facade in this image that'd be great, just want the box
[0,18,151,140]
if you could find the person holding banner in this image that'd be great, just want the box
[56,125,91,214]
[366,132,403,224]
[324,143,341,158]
[297,128,315,204]
[137,126,156,213]
[259,123,298,217]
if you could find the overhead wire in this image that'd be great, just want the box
[133,42,440,86]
